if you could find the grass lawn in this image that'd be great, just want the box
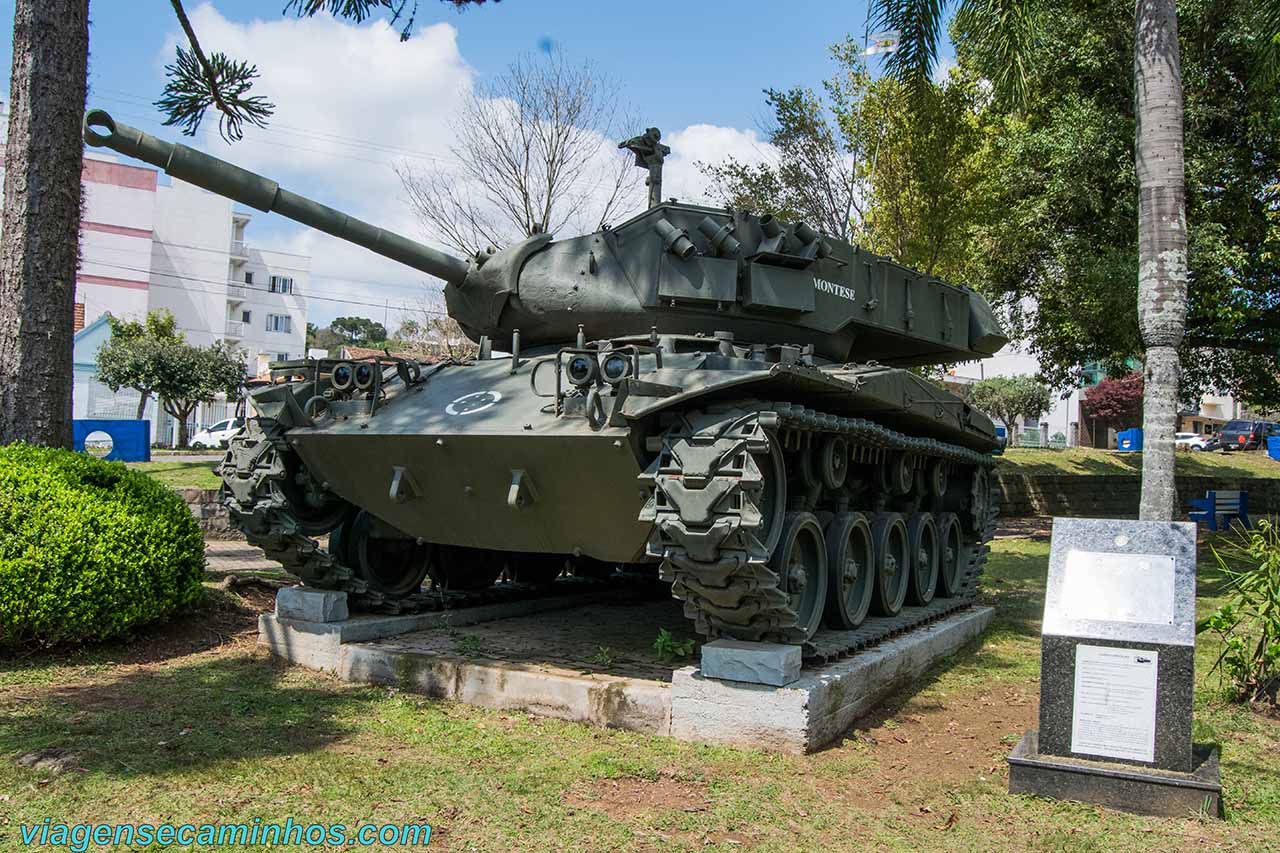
[0,536,1275,851]
[998,446,1280,478]
[127,460,222,490]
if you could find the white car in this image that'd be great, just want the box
[190,418,245,449]
[1174,432,1211,451]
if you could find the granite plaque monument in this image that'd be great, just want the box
[1007,518,1222,817]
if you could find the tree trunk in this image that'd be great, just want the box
[1134,0,1187,521]
[0,0,89,448]
[134,390,150,421]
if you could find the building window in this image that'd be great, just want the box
[269,275,293,294]
[244,271,254,285]
[266,314,292,333]
[277,352,290,361]
[241,309,252,323]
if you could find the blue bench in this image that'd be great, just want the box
[1188,489,1250,531]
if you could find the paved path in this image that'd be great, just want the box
[205,540,287,577]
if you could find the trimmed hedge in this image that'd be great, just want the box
[0,443,205,648]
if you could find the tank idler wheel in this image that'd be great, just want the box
[430,545,506,592]
[935,512,965,598]
[350,510,433,598]
[272,450,350,535]
[770,511,829,641]
[878,453,914,497]
[928,460,948,498]
[905,512,939,607]
[819,435,849,491]
[823,511,874,629]
[326,507,359,566]
[870,512,910,617]
[509,553,567,586]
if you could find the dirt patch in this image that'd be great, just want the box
[562,774,709,819]
[821,682,1039,809]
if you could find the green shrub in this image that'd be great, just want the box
[1201,519,1280,707]
[0,443,205,648]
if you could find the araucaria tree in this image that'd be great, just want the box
[0,0,89,448]
[969,376,1051,446]
[397,49,640,256]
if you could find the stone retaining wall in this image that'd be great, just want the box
[177,488,234,537]
[994,472,1280,519]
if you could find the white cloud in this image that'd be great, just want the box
[662,124,776,206]
[158,6,767,329]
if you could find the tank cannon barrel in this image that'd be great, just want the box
[82,109,470,286]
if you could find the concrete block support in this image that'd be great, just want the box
[670,606,995,753]
[700,639,802,686]
[275,587,348,623]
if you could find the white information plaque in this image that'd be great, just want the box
[1059,550,1176,626]
[1070,644,1159,763]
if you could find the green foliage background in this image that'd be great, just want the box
[0,444,205,648]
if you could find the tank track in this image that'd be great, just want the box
[639,400,999,653]
[219,422,624,615]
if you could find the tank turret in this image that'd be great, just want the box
[83,110,1006,365]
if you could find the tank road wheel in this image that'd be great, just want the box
[905,513,939,607]
[771,512,828,641]
[928,460,948,498]
[870,512,909,617]
[935,512,965,598]
[819,435,849,490]
[326,508,359,566]
[823,511,874,629]
[509,553,567,586]
[755,429,789,555]
[349,511,433,598]
[878,452,914,497]
[431,545,506,592]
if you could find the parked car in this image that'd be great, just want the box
[189,417,244,449]
[1174,432,1212,451]
[1217,420,1280,451]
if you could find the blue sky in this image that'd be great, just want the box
[0,1,956,328]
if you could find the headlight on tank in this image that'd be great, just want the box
[566,353,598,387]
[601,353,632,384]
[353,362,376,390]
[331,361,355,392]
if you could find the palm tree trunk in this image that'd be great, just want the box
[1134,0,1187,521]
[0,0,89,448]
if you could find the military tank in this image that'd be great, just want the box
[83,111,1006,648]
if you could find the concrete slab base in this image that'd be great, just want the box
[1008,731,1223,818]
[259,591,994,753]
[671,606,995,753]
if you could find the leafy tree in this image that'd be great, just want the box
[699,39,874,243]
[869,0,1197,519]
[95,311,185,420]
[969,375,1050,446]
[305,322,346,354]
[330,316,388,346]
[398,48,638,256]
[153,340,246,448]
[1081,371,1145,431]
[0,0,89,449]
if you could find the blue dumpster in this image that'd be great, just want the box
[1267,436,1280,462]
[1117,428,1143,452]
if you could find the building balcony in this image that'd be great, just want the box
[230,239,249,262]
[227,283,250,303]
[224,320,245,339]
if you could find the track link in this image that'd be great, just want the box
[639,400,1000,650]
